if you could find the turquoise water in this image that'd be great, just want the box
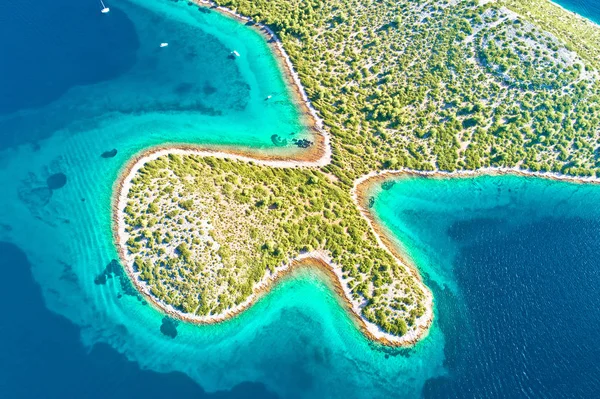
[372,175,600,397]
[3,0,600,397]
[1,0,446,397]
[0,0,307,329]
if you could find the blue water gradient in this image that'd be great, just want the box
[372,175,600,398]
[0,241,276,398]
[0,0,445,397]
[2,0,600,398]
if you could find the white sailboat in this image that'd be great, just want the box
[231,50,240,57]
[100,0,110,13]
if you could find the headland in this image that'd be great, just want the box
[112,0,600,347]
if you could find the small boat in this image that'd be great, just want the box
[160,43,169,48]
[265,95,272,100]
[100,0,110,13]
[231,50,240,57]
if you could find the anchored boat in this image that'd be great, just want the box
[100,0,110,13]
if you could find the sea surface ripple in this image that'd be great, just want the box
[1,0,600,398]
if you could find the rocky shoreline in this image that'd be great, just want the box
[111,1,600,347]
[112,146,432,346]
[113,150,600,347]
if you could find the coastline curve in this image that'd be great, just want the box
[112,144,433,347]
[111,0,600,347]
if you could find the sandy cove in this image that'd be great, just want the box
[351,167,600,291]
[351,167,600,335]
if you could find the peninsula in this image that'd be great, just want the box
[114,0,600,345]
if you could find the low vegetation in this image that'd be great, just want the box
[120,0,600,340]
[213,0,600,179]
[123,154,427,337]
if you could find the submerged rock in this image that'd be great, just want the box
[18,186,53,208]
[101,149,118,158]
[160,317,178,338]
[94,259,121,285]
[293,138,313,148]
[94,273,108,285]
[202,82,217,95]
[381,181,395,190]
[46,173,67,190]
[173,82,194,96]
[60,262,78,284]
[94,259,142,301]
[0,223,12,232]
[368,196,375,208]
[271,134,288,147]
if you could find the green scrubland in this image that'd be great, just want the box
[124,155,426,337]
[121,0,600,338]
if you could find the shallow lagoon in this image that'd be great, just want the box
[2,0,600,398]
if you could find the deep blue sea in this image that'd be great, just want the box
[1,0,600,398]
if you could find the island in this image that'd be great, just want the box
[115,149,432,345]
[114,0,600,345]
